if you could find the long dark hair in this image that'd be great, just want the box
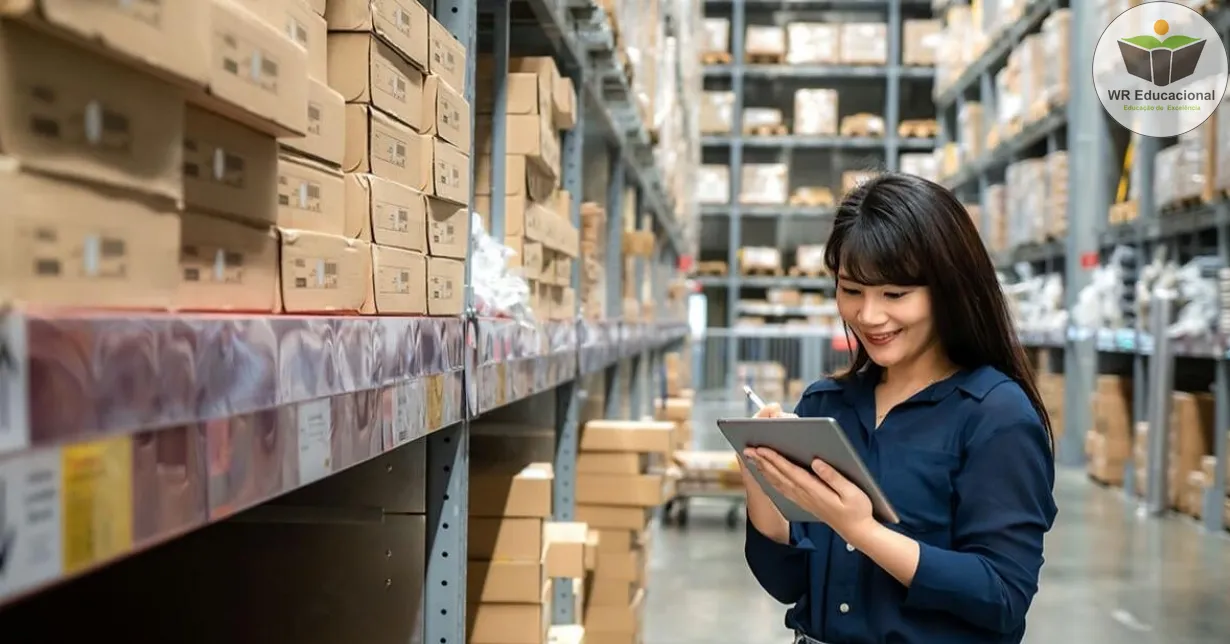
[823,172,1053,446]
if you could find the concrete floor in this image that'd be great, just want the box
[642,399,1230,644]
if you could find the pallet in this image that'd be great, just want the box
[694,261,728,277]
[745,52,785,65]
[788,187,835,207]
[839,114,884,138]
[788,266,829,278]
[1160,195,1204,214]
[1027,100,1051,124]
[1107,199,1139,225]
[744,123,789,136]
[741,266,784,277]
[897,119,938,138]
[701,51,731,65]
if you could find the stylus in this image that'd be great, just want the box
[742,385,767,411]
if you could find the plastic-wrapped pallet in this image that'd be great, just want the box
[703,17,729,54]
[1154,145,1180,210]
[786,22,839,64]
[1019,34,1046,118]
[1046,151,1069,238]
[903,19,942,66]
[1041,9,1071,108]
[745,25,785,60]
[839,23,887,65]
[742,108,784,133]
[958,102,984,164]
[986,183,1008,252]
[696,165,730,204]
[740,164,788,203]
[701,91,734,134]
[900,153,939,183]
[793,89,837,135]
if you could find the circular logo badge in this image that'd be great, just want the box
[1093,1,1229,137]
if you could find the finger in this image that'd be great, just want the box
[754,403,783,418]
[751,451,797,494]
[811,460,857,497]
[758,450,839,506]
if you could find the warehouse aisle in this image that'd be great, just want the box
[644,399,1230,644]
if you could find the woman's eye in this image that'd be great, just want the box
[884,291,907,300]
[840,287,861,296]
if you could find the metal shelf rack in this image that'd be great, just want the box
[0,0,694,639]
[937,0,1230,534]
[696,0,938,390]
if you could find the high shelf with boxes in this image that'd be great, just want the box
[691,0,940,398]
[937,0,1230,534]
[0,2,695,644]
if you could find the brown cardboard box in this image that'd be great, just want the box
[431,138,471,205]
[328,33,426,133]
[469,517,544,561]
[468,580,552,644]
[577,474,668,507]
[325,0,429,72]
[242,0,328,82]
[277,154,346,234]
[184,106,278,225]
[365,243,427,314]
[427,256,465,315]
[2,0,209,87]
[580,420,675,454]
[0,162,180,309]
[577,453,648,476]
[545,522,589,579]
[177,211,279,312]
[554,74,578,130]
[280,78,346,166]
[0,21,185,202]
[574,506,652,532]
[344,173,427,252]
[428,15,467,94]
[474,193,527,238]
[468,560,546,603]
[423,75,472,150]
[308,0,324,15]
[522,242,543,280]
[476,114,559,182]
[277,229,370,312]
[476,154,554,202]
[427,196,470,259]
[343,105,432,191]
[200,0,309,137]
[470,462,554,518]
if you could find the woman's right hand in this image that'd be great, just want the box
[740,401,793,543]
[753,402,797,419]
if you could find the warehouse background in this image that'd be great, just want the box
[0,0,1227,643]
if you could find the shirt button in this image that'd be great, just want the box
[846,543,855,552]
[839,602,850,614]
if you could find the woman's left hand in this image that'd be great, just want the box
[743,447,877,541]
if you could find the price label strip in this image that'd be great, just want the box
[297,399,332,485]
[62,436,133,574]
[0,449,63,601]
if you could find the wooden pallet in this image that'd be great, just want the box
[839,114,884,138]
[701,51,731,65]
[744,123,789,136]
[694,261,728,277]
[897,119,938,138]
[742,266,784,277]
[1160,195,1204,214]
[788,188,835,207]
[745,52,785,65]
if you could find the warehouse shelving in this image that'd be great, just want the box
[935,0,1230,534]
[0,0,696,639]
[695,0,939,391]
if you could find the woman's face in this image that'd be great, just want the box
[835,275,938,369]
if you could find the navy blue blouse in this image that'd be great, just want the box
[744,365,1058,644]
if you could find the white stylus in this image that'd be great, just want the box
[742,385,767,412]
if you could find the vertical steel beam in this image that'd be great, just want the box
[486,0,510,240]
[725,0,747,389]
[1206,202,1230,530]
[884,0,902,171]
[606,151,626,319]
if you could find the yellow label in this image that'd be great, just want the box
[62,435,133,573]
[495,363,507,407]
[426,374,444,430]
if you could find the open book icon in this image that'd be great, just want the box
[1118,35,1206,86]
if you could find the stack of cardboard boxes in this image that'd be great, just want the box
[469,462,600,644]
[1086,375,1133,486]
[575,420,676,644]
[475,55,579,320]
[328,0,470,316]
[581,202,609,320]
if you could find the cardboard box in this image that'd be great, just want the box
[468,581,552,644]
[468,560,546,603]
[577,474,667,507]
[365,244,427,314]
[177,211,279,312]
[278,229,370,312]
[328,33,426,132]
[243,0,328,81]
[308,0,324,16]
[476,154,554,202]
[423,75,471,150]
[432,138,471,205]
[553,74,577,130]
[0,20,185,202]
[579,420,675,454]
[200,0,309,137]
[469,517,544,561]
[344,173,428,252]
[277,154,346,235]
[574,505,652,532]
[343,105,432,191]
[184,106,279,225]
[427,196,470,259]
[427,256,465,315]
[279,78,346,166]
[470,462,554,518]
[577,453,648,476]
[544,522,589,579]
[474,193,527,238]
[0,162,179,310]
[324,0,429,71]
[2,0,209,87]
[428,15,467,94]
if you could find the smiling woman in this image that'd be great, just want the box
[739,172,1058,644]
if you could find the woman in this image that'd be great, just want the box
[741,173,1058,644]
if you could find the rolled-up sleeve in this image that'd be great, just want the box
[745,519,810,604]
[902,418,1058,633]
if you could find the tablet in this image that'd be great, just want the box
[717,417,900,524]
